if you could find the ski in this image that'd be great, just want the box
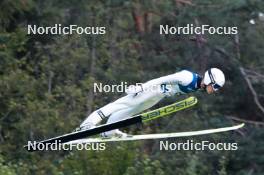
[65,123,244,143]
[24,96,197,151]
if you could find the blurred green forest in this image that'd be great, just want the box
[0,0,264,174]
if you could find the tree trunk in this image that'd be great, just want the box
[132,3,145,34]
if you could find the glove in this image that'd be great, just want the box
[125,84,143,94]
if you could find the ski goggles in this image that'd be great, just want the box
[211,83,221,91]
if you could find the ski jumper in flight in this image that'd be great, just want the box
[77,68,225,138]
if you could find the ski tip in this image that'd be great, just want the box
[231,123,245,130]
[238,123,245,128]
[187,96,198,106]
[188,96,197,100]
[189,96,198,102]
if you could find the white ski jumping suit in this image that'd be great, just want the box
[80,70,202,136]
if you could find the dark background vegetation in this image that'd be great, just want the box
[0,0,264,174]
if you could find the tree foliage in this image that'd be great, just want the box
[0,0,263,174]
